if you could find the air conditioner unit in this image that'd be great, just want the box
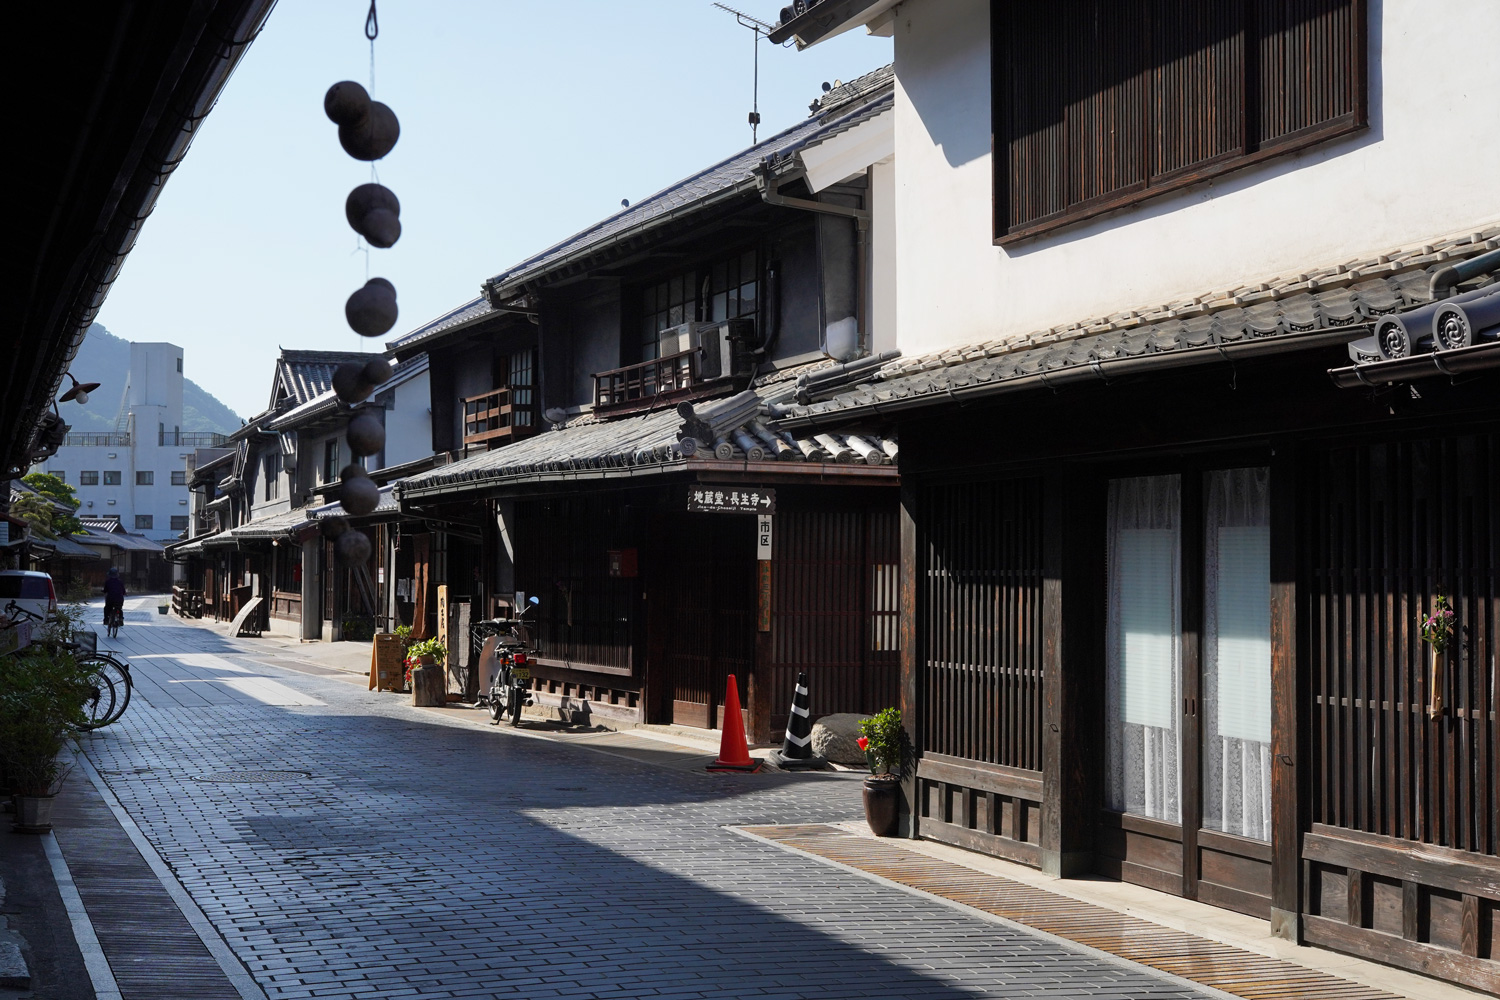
[657,321,710,358]
[695,318,758,380]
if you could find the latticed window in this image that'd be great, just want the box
[640,270,696,361]
[992,0,1367,242]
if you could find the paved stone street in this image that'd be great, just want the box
[65,598,1214,1000]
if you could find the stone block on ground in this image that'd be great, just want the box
[811,712,872,765]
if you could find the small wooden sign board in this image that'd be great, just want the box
[231,596,263,638]
[370,633,406,692]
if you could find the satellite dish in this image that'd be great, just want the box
[621,198,630,208]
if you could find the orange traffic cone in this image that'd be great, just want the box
[707,675,761,772]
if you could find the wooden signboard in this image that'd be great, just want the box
[688,486,775,514]
[436,584,449,649]
[231,596,263,637]
[369,633,406,691]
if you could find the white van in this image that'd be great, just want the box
[0,570,58,622]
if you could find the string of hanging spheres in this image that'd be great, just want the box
[320,0,399,570]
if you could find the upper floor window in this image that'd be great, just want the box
[170,515,190,531]
[78,471,99,486]
[171,470,187,486]
[103,470,121,485]
[708,250,758,323]
[640,270,696,361]
[135,514,153,530]
[324,440,340,483]
[991,0,1367,244]
[176,357,183,373]
[136,471,153,486]
[263,454,279,500]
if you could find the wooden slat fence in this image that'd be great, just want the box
[919,479,1045,771]
[1304,434,1497,854]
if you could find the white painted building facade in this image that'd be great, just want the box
[41,342,224,543]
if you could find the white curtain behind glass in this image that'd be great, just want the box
[1203,467,1272,840]
[1106,475,1181,823]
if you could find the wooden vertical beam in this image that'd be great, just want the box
[1180,471,1204,900]
[899,479,920,838]
[1270,444,1303,942]
[1041,470,1103,877]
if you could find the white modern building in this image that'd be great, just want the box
[40,342,226,543]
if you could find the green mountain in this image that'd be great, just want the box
[65,324,243,434]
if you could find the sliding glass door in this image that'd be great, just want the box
[1103,467,1274,914]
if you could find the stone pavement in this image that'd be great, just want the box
[16,599,1437,1000]
[33,597,1213,999]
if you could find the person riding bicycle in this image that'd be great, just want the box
[103,567,126,629]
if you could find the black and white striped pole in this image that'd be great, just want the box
[770,671,826,770]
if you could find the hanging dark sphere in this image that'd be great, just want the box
[345,279,399,337]
[345,184,401,247]
[324,80,370,127]
[359,209,401,248]
[334,527,373,564]
[362,356,394,386]
[338,101,400,161]
[319,515,349,540]
[344,183,399,227]
[340,471,381,518]
[346,412,386,457]
[332,362,374,404]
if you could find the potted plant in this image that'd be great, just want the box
[406,638,446,707]
[0,614,91,832]
[1419,595,1457,717]
[857,707,909,837]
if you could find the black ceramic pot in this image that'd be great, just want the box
[862,776,901,837]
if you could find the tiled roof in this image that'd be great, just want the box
[395,380,896,499]
[387,298,496,353]
[482,78,895,301]
[310,484,399,520]
[784,227,1500,427]
[269,353,429,431]
[229,506,312,540]
[276,350,376,408]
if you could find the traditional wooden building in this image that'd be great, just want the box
[167,349,433,639]
[771,0,1498,990]
[391,69,903,738]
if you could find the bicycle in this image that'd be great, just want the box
[2,601,133,729]
[104,602,124,639]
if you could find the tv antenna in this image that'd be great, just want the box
[712,3,778,143]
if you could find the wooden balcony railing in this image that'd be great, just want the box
[462,386,537,451]
[592,349,701,413]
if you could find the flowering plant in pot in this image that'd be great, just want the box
[857,707,909,837]
[1418,595,1457,717]
[405,639,447,707]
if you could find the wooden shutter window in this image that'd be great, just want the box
[992,0,1367,244]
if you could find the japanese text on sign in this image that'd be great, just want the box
[687,487,776,514]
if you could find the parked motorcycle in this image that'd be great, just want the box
[475,595,539,727]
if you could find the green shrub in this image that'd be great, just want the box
[406,638,446,664]
[857,707,910,777]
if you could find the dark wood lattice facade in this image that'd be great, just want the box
[893,360,1499,991]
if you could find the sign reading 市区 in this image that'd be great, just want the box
[687,487,775,514]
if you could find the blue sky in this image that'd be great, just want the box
[94,1,889,420]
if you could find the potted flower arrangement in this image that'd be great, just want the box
[1418,595,1457,717]
[857,707,908,837]
[0,610,92,832]
[406,638,446,707]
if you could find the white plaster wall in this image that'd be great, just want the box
[892,0,1500,358]
[381,370,431,470]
